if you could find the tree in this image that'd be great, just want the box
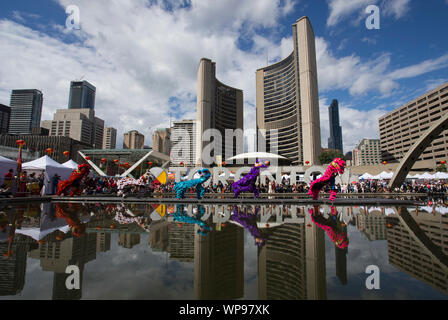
[436,164,447,172]
[318,149,344,165]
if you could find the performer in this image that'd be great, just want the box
[230,206,269,246]
[308,205,348,249]
[173,168,211,199]
[232,160,270,198]
[57,163,90,196]
[307,157,345,201]
[4,169,14,188]
[173,204,211,236]
[55,203,87,237]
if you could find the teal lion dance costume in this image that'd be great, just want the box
[173,168,211,199]
[173,204,211,236]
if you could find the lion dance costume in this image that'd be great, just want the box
[57,163,90,196]
[308,205,348,249]
[307,157,345,201]
[173,168,211,199]
[232,160,270,198]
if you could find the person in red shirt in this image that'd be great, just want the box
[4,169,13,188]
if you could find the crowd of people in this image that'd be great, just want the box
[2,168,448,198]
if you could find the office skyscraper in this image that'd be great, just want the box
[0,104,11,134]
[152,128,171,156]
[170,120,199,166]
[197,58,244,165]
[9,89,43,134]
[68,80,96,110]
[123,130,145,149]
[42,108,104,149]
[103,127,117,149]
[328,99,343,153]
[256,17,322,166]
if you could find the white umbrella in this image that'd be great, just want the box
[418,172,434,179]
[359,173,374,179]
[434,172,448,179]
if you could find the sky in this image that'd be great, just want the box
[1,0,447,152]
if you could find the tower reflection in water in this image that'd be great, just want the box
[0,202,447,299]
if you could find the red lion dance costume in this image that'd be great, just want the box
[57,163,90,196]
[308,158,346,201]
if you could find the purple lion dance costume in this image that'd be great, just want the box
[232,160,270,198]
[230,206,269,246]
[308,157,346,201]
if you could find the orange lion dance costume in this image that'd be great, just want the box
[57,163,90,196]
[308,158,345,201]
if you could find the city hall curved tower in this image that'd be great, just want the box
[197,58,244,166]
[256,17,321,165]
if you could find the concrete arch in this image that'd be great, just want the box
[388,112,448,189]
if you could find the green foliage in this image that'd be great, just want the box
[436,164,447,172]
[318,149,344,165]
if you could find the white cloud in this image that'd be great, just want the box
[326,0,411,27]
[0,0,294,147]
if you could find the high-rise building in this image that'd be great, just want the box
[103,127,117,149]
[196,58,244,165]
[42,108,104,149]
[379,82,448,168]
[170,120,199,166]
[68,80,96,110]
[123,130,144,149]
[194,223,244,299]
[0,104,11,134]
[328,99,343,153]
[9,89,43,135]
[118,233,140,249]
[352,138,381,166]
[256,17,322,166]
[152,128,171,156]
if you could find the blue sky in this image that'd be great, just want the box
[0,0,447,151]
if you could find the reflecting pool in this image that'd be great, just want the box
[0,201,447,299]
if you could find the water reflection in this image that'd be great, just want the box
[0,202,447,299]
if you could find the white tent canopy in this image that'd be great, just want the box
[22,155,73,195]
[359,173,375,180]
[62,159,79,169]
[226,152,288,161]
[0,155,16,185]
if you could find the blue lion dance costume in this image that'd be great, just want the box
[173,204,211,236]
[173,168,211,199]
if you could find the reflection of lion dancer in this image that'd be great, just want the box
[173,204,211,236]
[230,206,268,246]
[57,164,90,196]
[232,160,270,198]
[55,203,86,237]
[308,158,345,201]
[173,169,211,199]
[308,205,348,249]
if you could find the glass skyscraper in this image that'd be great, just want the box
[9,89,43,135]
[328,99,343,153]
[68,80,96,110]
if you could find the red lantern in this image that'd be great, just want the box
[305,160,310,165]
[85,156,91,161]
[16,139,26,147]
[100,158,107,163]
[179,161,184,166]
[63,151,70,157]
[114,159,119,164]
[441,160,446,165]
[222,161,226,166]
[382,161,387,165]
[46,148,53,155]
[147,161,153,166]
